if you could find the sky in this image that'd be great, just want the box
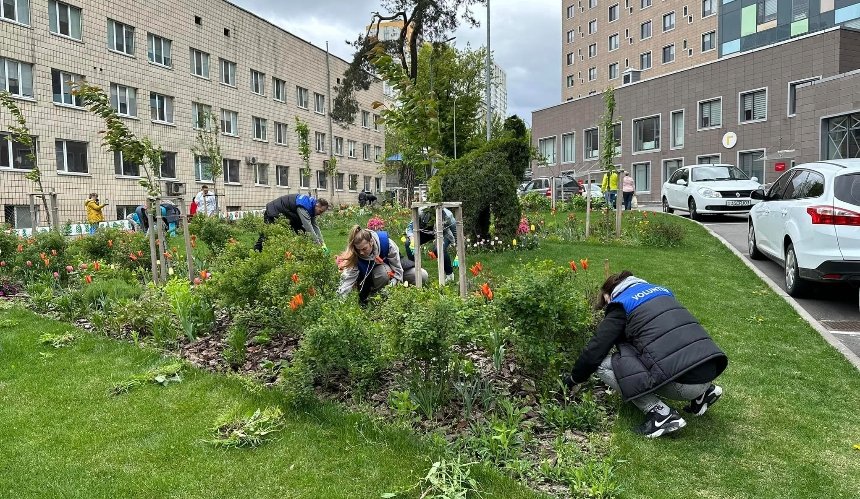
[230,0,560,125]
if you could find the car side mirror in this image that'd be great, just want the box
[750,176,759,183]
[750,189,766,200]
[676,179,687,186]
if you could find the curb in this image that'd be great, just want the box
[702,223,860,371]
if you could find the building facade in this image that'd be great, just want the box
[534,27,860,203]
[490,62,508,118]
[562,0,719,100]
[1,0,385,228]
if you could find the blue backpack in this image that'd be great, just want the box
[356,231,390,277]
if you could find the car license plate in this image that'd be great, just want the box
[726,200,750,207]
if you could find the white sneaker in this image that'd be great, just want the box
[444,273,455,284]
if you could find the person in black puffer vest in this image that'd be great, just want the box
[565,271,728,438]
[254,194,329,252]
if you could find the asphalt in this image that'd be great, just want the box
[639,203,860,369]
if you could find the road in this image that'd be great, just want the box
[640,205,860,358]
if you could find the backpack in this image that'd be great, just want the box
[356,231,389,277]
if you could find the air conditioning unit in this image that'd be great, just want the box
[245,156,257,165]
[165,181,186,196]
[622,69,641,86]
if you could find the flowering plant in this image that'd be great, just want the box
[367,215,386,231]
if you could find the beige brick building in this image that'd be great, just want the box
[0,0,385,228]
[562,0,719,100]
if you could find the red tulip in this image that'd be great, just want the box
[580,258,589,270]
[428,251,437,260]
[93,261,101,271]
[291,273,299,284]
[569,260,578,272]
[85,275,93,284]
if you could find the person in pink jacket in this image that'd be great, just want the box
[622,171,636,210]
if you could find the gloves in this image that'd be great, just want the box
[452,256,459,268]
[321,244,330,256]
[561,373,582,395]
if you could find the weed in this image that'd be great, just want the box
[38,331,75,348]
[164,278,213,341]
[0,319,20,328]
[207,406,285,448]
[109,362,184,396]
[539,391,606,432]
[388,389,419,421]
[223,323,248,368]
[569,456,622,499]
[408,374,449,421]
[382,455,480,499]
[453,376,480,419]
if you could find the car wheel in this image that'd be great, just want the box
[784,243,809,297]
[662,196,674,214]
[688,198,701,221]
[748,222,764,260]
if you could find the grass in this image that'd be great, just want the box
[0,307,538,498]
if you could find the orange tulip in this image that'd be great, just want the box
[137,250,144,257]
[43,259,50,267]
[480,283,494,301]
[129,253,138,261]
[40,252,47,260]
[284,251,293,259]
[163,251,172,260]
[108,239,113,248]
[569,260,578,272]
[469,264,481,276]
[580,258,589,270]
[199,270,208,280]
[291,273,299,284]
[428,251,437,260]
[85,275,93,284]
[16,244,23,252]
[93,261,101,271]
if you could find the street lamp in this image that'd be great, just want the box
[453,94,457,159]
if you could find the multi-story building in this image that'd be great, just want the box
[490,62,508,118]
[1,0,385,229]
[562,0,719,100]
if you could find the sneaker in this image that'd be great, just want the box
[684,384,723,416]
[635,407,686,438]
[444,273,455,284]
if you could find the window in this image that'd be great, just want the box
[223,158,240,184]
[374,114,381,131]
[589,0,597,8]
[362,110,371,128]
[114,150,139,177]
[588,20,597,34]
[116,205,137,220]
[701,31,715,52]
[566,75,575,87]
[55,140,87,173]
[639,51,652,70]
[567,4,575,18]
[52,69,83,106]
[0,132,35,169]
[609,4,619,21]
[276,165,289,186]
[147,34,172,67]
[4,205,38,229]
[588,67,597,81]
[613,123,622,156]
[584,128,599,159]
[609,62,619,80]
[824,112,860,159]
[249,69,265,95]
[194,155,212,182]
[254,163,269,185]
[159,151,176,178]
[562,133,576,163]
[640,20,652,39]
[609,33,619,51]
[273,77,286,102]
[220,109,238,136]
[538,136,557,164]
[697,154,721,164]
[192,102,211,130]
[315,132,326,153]
[300,170,311,189]
[49,1,80,39]
[334,136,344,156]
[663,158,683,181]
[296,86,309,108]
[108,19,134,55]
[110,83,137,117]
[567,30,575,43]
[335,172,345,190]
[348,140,356,158]
[349,174,359,191]
[372,145,381,162]
[662,44,675,64]
[149,92,174,123]
[632,162,650,191]
[362,143,371,161]
[566,53,573,67]
[792,0,808,21]
[757,0,777,23]
[670,110,684,148]
[588,43,597,58]
[253,117,267,141]
[190,48,209,78]
[317,170,327,189]
[740,89,767,122]
[220,59,236,86]
[364,175,372,192]
[698,98,721,128]
[633,115,660,152]
[663,12,675,31]
[788,77,819,116]
[314,92,326,114]
[275,122,288,145]
[738,150,765,181]
[641,0,652,8]
[702,0,715,17]
[1,58,34,98]
[2,0,29,25]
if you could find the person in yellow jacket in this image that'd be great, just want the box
[85,192,108,235]
[601,170,620,208]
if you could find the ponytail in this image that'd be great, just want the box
[339,225,374,269]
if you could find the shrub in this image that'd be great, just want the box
[494,260,595,381]
[635,214,685,248]
[189,215,238,253]
[519,191,551,212]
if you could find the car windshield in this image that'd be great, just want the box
[691,166,750,182]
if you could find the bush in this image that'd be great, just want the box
[635,215,685,248]
[81,277,142,308]
[189,215,238,253]
[494,260,595,381]
[519,192,551,212]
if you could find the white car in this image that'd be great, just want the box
[661,164,763,220]
[748,159,860,296]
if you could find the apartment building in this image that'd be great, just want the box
[0,0,385,229]
[562,0,719,99]
[490,62,508,118]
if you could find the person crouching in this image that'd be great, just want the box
[337,225,403,305]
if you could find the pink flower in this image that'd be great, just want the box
[367,216,386,231]
[66,265,74,273]
[53,272,60,279]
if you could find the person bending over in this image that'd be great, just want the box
[337,226,403,305]
[404,207,457,283]
[254,194,329,251]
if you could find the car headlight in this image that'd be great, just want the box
[697,187,721,198]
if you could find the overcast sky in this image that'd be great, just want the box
[230,0,560,125]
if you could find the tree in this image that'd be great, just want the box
[191,111,223,214]
[332,0,485,125]
[598,86,622,236]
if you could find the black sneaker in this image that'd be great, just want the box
[684,384,723,416]
[635,407,686,438]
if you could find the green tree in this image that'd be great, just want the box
[599,86,622,235]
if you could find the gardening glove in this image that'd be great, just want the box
[321,244,330,256]
[452,256,459,268]
[561,373,582,396]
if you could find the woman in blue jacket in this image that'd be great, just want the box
[566,271,728,438]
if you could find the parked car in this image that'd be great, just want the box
[747,159,860,296]
[518,176,583,201]
[661,164,763,220]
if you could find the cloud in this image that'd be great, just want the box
[230,0,559,124]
